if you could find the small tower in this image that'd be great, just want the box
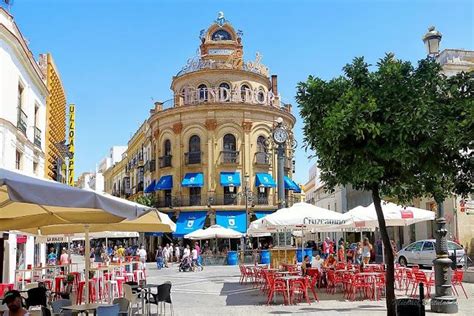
[199,12,244,67]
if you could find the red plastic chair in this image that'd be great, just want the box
[0,284,14,298]
[305,276,319,302]
[266,276,288,305]
[336,262,345,270]
[375,273,386,300]
[451,270,468,299]
[326,270,343,294]
[411,271,434,298]
[404,269,416,295]
[289,279,311,305]
[348,274,372,301]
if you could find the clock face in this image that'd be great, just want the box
[273,127,288,144]
[211,30,232,41]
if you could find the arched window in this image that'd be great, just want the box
[223,134,236,151]
[219,83,231,102]
[198,84,208,101]
[257,88,266,103]
[189,135,200,152]
[164,139,171,156]
[240,84,250,102]
[257,136,267,153]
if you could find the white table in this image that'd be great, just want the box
[276,275,305,304]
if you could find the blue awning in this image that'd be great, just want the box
[145,232,163,237]
[255,173,276,188]
[254,211,273,220]
[220,172,241,187]
[155,175,173,190]
[174,211,207,237]
[216,211,247,233]
[284,176,300,192]
[144,180,156,193]
[181,173,204,187]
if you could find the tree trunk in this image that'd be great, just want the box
[372,186,396,316]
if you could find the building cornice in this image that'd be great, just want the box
[0,23,48,95]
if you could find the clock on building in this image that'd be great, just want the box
[273,127,288,144]
[208,49,234,55]
[211,29,232,41]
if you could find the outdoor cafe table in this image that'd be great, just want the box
[139,283,160,316]
[276,275,305,305]
[62,303,112,316]
[15,263,79,289]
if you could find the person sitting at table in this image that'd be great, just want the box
[312,255,324,272]
[323,254,336,269]
[301,255,312,276]
[2,290,29,316]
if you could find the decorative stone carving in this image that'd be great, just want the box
[242,121,253,132]
[172,123,183,134]
[153,129,160,138]
[205,119,218,131]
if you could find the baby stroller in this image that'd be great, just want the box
[178,256,192,272]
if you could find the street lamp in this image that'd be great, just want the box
[422,26,442,57]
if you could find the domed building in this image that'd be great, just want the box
[104,13,299,238]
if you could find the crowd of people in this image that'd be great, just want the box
[154,241,202,271]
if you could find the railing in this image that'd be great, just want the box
[34,127,41,147]
[254,194,274,205]
[152,193,276,208]
[159,155,172,168]
[254,152,270,165]
[220,150,239,164]
[17,108,27,134]
[184,151,202,165]
[144,159,156,172]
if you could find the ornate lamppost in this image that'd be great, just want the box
[268,117,296,209]
[422,26,457,314]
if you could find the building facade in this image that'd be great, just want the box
[103,14,299,238]
[0,7,48,282]
[38,53,67,182]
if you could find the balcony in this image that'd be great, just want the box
[17,108,27,135]
[159,155,172,168]
[220,150,239,164]
[254,194,274,206]
[145,159,156,172]
[254,152,270,165]
[155,196,173,208]
[185,151,202,165]
[34,127,41,147]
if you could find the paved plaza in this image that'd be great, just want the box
[142,262,473,316]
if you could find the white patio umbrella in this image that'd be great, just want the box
[261,202,348,230]
[342,201,436,229]
[0,168,152,302]
[184,224,243,239]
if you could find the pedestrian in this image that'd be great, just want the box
[170,243,175,262]
[2,290,29,316]
[90,247,95,263]
[195,241,201,256]
[362,237,372,264]
[137,245,147,269]
[59,248,70,272]
[183,244,191,259]
[155,246,164,269]
[355,242,363,264]
[175,243,181,262]
[337,243,345,262]
[322,237,330,259]
[163,243,170,267]
[191,246,198,271]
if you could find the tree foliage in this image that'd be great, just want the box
[296,55,472,315]
[135,194,156,207]
[297,55,472,203]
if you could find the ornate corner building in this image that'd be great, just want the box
[104,14,300,236]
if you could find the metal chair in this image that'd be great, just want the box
[156,282,173,315]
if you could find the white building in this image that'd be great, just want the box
[77,146,127,192]
[0,8,48,282]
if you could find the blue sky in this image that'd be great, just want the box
[8,0,473,184]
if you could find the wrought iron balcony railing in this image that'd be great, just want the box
[34,127,41,147]
[184,151,202,165]
[220,150,239,164]
[17,108,27,134]
[159,155,172,168]
[254,152,270,165]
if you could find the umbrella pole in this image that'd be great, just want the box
[84,225,90,304]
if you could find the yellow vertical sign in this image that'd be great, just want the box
[68,104,75,186]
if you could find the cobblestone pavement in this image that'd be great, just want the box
[143,263,473,316]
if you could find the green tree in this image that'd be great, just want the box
[296,55,472,315]
[135,194,156,207]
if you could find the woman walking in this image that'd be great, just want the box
[362,237,373,264]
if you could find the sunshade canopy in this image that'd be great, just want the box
[155,175,173,190]
[174,211,207,237]
[181,173,204,187]
[254,210,274,220]
[220,172,241,186]
[255,173,276,188]
[0,168,149,229]
[342,201,436,229]
[216,211,247,233]
[144,180,156,193]
[184,224,243,240]
[284,176,301,193]
[257,202,347,231]
[17,210,175,235]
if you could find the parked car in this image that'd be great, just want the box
[396,239,465,267]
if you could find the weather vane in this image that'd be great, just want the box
[215,11,227,27]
